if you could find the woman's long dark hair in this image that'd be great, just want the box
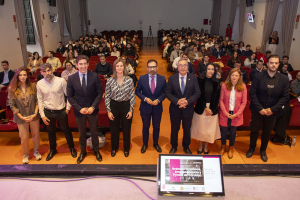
[199,63,218,82]
[32,52,40,60]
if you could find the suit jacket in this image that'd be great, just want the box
[219,83,247,127]
[249,70,289,116]
[188,51,203,61]
[194,78,221,116]
[67,70,103,118]
[8,84,40,124]
[0,70,15,86]
[170,50,182,62]
[135,74,166,114]
[166,73,201,118]
[212,48,224,59]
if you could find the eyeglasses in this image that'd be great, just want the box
[147,66,157,69]
[178,64,188,68]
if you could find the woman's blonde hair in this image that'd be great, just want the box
[224,68,245,91]
[112,57,128,79]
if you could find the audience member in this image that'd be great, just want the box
[46,51,61,71]
[278,55,294,72]
[0,60,15,89]
[279,63,292,81]
[197,55,210,75]
[73,40,82,54]
[227,51,239,68]
[290,71,300,97]
[250,60,264,81]
[111,46,120,58]
[63,44,78,57]
[56,42,66,55]
[226,60,249,84]
[242,44,253,57]
[63,52,76,67]
[170,43,182,62]
[27,52,43,74]
[81,45,92,58]
[188,46,203,62]
[93,56,113,77]
[244,53,256,68]
[254,46,267,63]
[212,42,224,59]
[61,61,77,82]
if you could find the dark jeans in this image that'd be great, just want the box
[250,111,277,151]
[170,111,192,149]
[140,111,162,146]
[220,111,237,146]
[44,108,74,151]
[109,100,132,152]
[75,114,99,153]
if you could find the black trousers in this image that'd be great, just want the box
[140,111,162,146]
[250,111,277,151]
[109,100,132,152]
[44,108,74,151]
[75,114,99,153]
[170,110,192,149]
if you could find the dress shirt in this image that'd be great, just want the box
[37,76,71,118]
[229,87,236,111]
[78,71,87,86]
[179,73,187,90]
[46,57,62,70]
[105,76,135,113]
[1,69,10,85]
[148,74,157,88]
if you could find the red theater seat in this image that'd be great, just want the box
[98,98,109,128]
[289,99,300,126]
[291,70,300,80]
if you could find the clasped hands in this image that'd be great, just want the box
[80,107,95,115]
[259,108,273,116]
[108,111,132,121]
[21,114,37,123]
[177,98,188,108]
[145,98,159,106]
[227,113,237,119]
[204,108,213,116]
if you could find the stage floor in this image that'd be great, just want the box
[0,39,299,166]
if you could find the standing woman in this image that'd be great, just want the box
[219,68,247,159]
[268,31,279,54]
[105,58,135,157]
[225,24,232,40]
[191,64,221,154]
[8,67,41,164]
[27,52,43,75]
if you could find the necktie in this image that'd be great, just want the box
[151,76,155,94]
[82,74,87,94]
[181,77,185,95]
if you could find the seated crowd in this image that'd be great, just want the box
[0,27,299,166]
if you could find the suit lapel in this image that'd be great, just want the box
[146,74,152,94]
[183,73,190,96]
[176,73,182,96]
[75,72,85,95]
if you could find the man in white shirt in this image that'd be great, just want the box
[0,60,15,89]
[46,51,61,71]
[37,63,76,161]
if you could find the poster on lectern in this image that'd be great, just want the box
[158,154,225,197]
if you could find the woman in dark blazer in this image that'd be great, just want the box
[191,63,221,154]
[8,67,41,164]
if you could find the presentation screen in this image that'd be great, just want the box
[158,154,225,197]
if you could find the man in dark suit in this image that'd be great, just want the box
[246,55,289,162]
[56,42,66,54]
[136,59,167,153]
[166,59,201,154]
[67,55,103,164]
[0,60,15,89]
[226,60,249,84]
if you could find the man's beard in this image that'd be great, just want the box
[149,70,156,75]
[268,66,277,72]
[45,74,54,81]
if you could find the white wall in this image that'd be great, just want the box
[232,5,240,42]
[39,0,61,56]
[0,1,24,71]
[87,0,213,37]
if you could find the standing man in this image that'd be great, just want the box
[37,63,76,161]
[0,60,15,89]
[166,59,200,154]
[246,55,289,162]
[136,59,166,153]
[67,55,103,164]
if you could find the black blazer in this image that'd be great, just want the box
[249,70,289,116]
[67,70,103,118]
[0,70,15,86]
[194,78,221,115]
[166,73,201,118]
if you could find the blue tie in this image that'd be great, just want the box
[181,77,185,95]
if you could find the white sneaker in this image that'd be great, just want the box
[33,151,42,161]
[23,154,29,164]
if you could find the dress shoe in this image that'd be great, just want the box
[169,148,177,154]
[246,148,255,158]
[77,153,87,164]
[203,149,209,154]
[141,145,147,153]
[70,148,77,158]
[46,150,57,161]
[228,146,234,159]
[219,145,226,156]
[111,150,117,157]
[271,135,281,143]
[153,144,162,153]
[184,148,192,154]
[124,151,129,157]
[260,151,268,162]
[94,151,102,162]
[197,149,202,154]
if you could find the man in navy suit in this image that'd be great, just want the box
[136,59,166,153]
[67,55,103,164]
[246,55,289,162]
[166,59,201,154]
